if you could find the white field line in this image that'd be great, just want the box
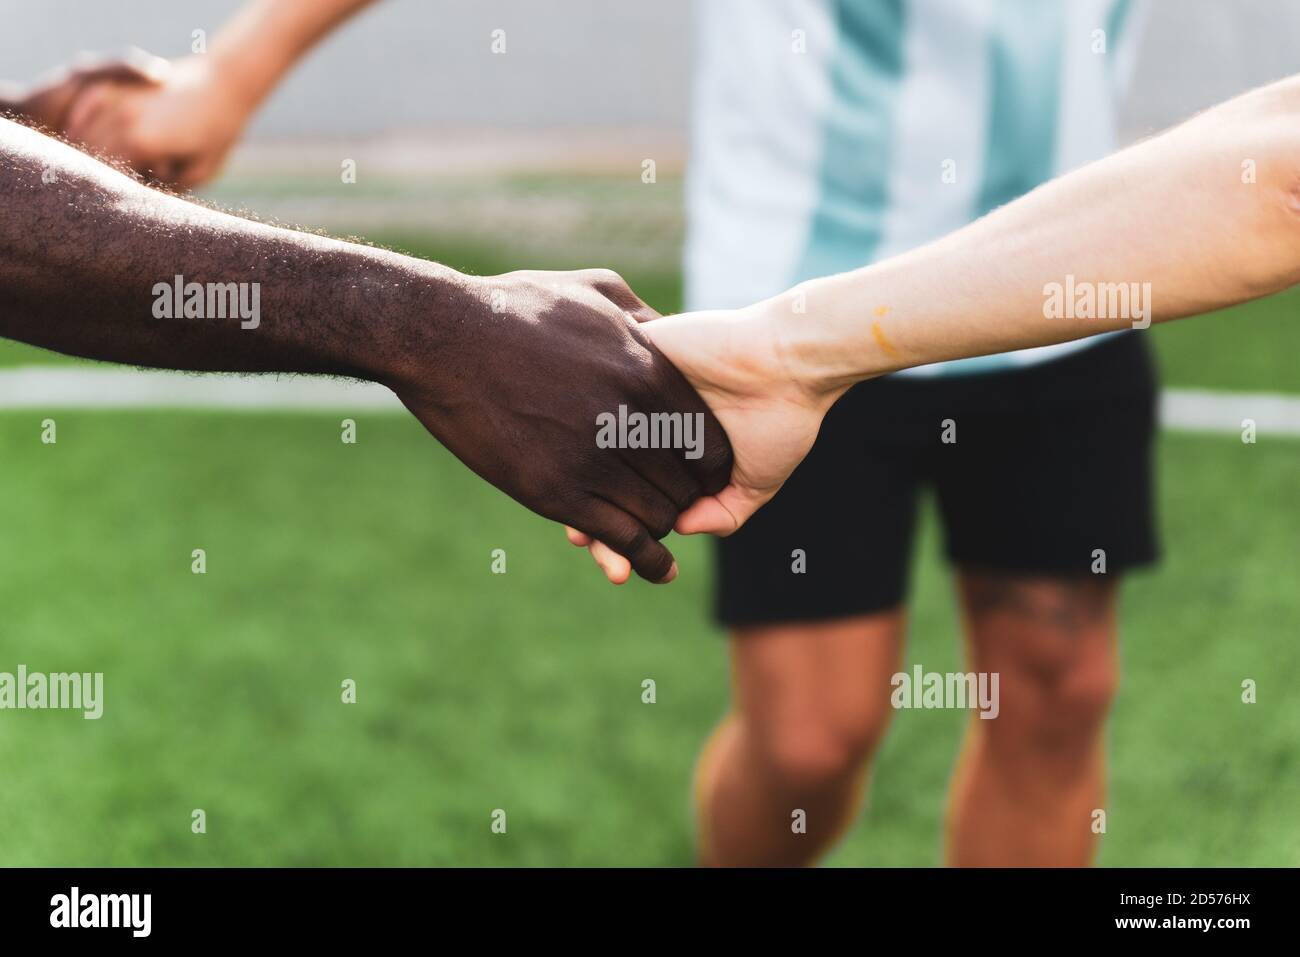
[1159,388,1300,437]
[0,366,1297,436]
[0,366,403,412]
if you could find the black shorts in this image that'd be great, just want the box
[714,332,1160,627]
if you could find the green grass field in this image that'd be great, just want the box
[1,190,1298,866]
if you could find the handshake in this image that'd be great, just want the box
[0,59,830,584]
[6,50,1300,587]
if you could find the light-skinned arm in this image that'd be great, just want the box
[572,74,1300,581]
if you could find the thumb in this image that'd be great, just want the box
[674,483,772,536]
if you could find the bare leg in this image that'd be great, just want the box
[695,611,905,867]
[947,571,1119,866]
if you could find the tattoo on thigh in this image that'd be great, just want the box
[963,575,1113,639]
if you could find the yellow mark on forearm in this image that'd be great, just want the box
[870,317,900,359]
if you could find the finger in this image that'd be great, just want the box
[60,59,161,141]
[616,445,702,515]
[146,156,188,189]
[15,73,99,131]
[674,482,772,537]
[73,95,157,176]
[63,83,113,142]
[579,499,678,583]
[14,84,78,130]
[616,295,661,325]
[565,525,593,547]
[628,326,733,497]
[80,113,140,171]
[585,269,662,324]
[587,539,632,585]
[601,477,680,542]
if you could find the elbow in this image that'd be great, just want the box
[1233,75,1300,205]
[1258,131,1300,291]
[1215,78,1300,293]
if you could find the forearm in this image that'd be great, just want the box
[770,75,1300,396]
[208,0,382,112]
[0,116,469,382]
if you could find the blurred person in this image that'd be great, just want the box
[604,0,1158,868]
[576,51,1300,868]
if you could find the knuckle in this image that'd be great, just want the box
[640,547,673,581]
[665,474,701,512]
[647,510,677,541]
[695,428,734,491]
[616,524,652,558]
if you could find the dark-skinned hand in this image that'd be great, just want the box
[386,268,733,583]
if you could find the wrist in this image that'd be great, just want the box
[757,283,859,406]
[206,37,287,114]
[338,250,481,389]
[761,269,914,401]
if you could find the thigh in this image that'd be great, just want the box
[713,378,926,627]
[957,570,1119,741]
[958,571,1117,669]
[729,611,907,753]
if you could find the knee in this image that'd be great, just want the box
[963,575,1119,746]
[1053,657,1119,729]
[754,711,889,793]
[997,653,1119,750]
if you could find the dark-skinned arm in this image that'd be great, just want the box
[0,117,731,581]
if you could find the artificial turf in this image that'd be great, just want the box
[0,195,1295,865]
[0,410,1295,866]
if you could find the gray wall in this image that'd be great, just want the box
[2,0,1299,139]
[0,0,694,134]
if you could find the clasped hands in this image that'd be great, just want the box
[386,272,831,586]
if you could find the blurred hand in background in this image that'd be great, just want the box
[11,0,381,188]
[0,48,167,140]
[61,52,252,189]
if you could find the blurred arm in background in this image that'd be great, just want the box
[572,74,1300,581]
[0,50,169,134]
[50,0,382,187]
[0,116,731,582]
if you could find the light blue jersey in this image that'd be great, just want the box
[686,0,1146,376]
